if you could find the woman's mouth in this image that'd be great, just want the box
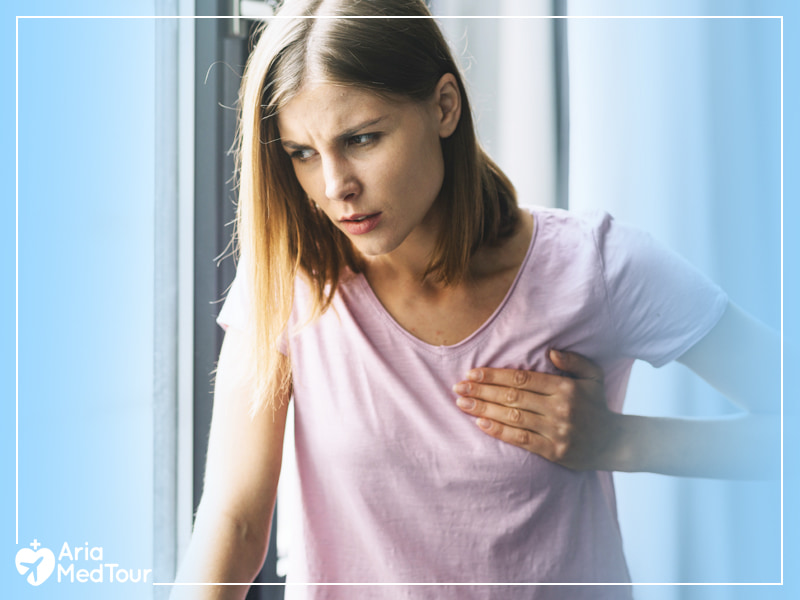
[340,212,382,235]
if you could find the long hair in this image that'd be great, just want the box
[234,0,518,412]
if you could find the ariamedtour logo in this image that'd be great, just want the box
[15,539,152,586]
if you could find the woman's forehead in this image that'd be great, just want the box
[276,82,417,141]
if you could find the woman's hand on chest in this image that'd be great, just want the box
[453,349,629,472]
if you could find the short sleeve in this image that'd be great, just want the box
[216,256,290,355]
[594,212,729,367]
[216,256,255,332]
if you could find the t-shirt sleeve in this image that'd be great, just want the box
[216,256,254,333]
[593,212,729,367]
[216,256,290,355]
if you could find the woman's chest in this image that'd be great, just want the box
[286,262,628,479]
[378,290,506,347]
[364,271,517,347]
[290,336,561,501]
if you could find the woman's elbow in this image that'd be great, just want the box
[175,499,272,590]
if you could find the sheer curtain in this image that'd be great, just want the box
[567,2,781,596]
[434,0,560,209]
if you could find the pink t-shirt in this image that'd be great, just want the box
[217,208,727,599]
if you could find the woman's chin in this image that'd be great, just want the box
[346,233,398,259]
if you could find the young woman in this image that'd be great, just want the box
[171,0,779,598]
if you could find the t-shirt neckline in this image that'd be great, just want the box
[355,208,539,356]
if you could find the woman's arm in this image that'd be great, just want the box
[620,301,780,478]
[454,302,780,479]
[171,328,290,599]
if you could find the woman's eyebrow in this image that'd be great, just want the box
[280,139,310,151]
[280,116,387,149]
[335,116,386,141]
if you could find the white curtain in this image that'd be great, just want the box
[567,2,781,597]
[435,0,559,209]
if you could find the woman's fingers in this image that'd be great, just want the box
[462,367,563,395]
[455,395,553,438]
[452,379,562,458]
[453,380,550,413]
[548,349,605,382]
[453,350,615,469]
[473,417,554,458]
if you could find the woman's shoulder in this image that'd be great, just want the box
[526,205,614,237]
[522,205,620,263]
[291,265,365,320]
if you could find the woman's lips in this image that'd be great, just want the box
[340,212,382,235]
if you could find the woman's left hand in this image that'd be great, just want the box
[453,349,625,471]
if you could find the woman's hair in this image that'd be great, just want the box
[234,0,518,412]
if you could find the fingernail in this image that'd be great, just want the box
[550,349,561,359]
[477,418,492,430]
[467,369,483,381]
[453,382,471,394]
[456,397,475,410]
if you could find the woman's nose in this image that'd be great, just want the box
[323,155,360,202]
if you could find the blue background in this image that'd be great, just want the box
[5,4,157,599]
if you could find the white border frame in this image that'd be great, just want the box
[14,12,784,591]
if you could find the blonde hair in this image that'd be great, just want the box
[234,0,518,412]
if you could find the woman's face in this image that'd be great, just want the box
[277,77,459,259]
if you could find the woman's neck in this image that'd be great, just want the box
[363,206,532,296]
[357,207,534,347]
[363,202,446,287]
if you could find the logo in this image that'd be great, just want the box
[15,540,55,586]
[15,538,151,586]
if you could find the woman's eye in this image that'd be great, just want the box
[290,148,316,162]
[349,133,379,147]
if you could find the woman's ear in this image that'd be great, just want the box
[433,73,461,138]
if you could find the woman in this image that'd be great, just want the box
[172,0,779,598]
